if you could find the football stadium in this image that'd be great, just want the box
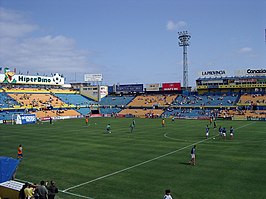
[0,66,266,199]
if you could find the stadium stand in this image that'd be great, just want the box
[0,92,19,108]
[2,87,76,94]
[119,108,164,118]
[8,93,66,109]
[30,109,81,118]
[55,93,96,106]
[1,69,266,122]
[99,95,134,106]
[127,94,177,107]
[218,109,266,119]
[238,93,266,106]
[172,94,238,107]
[163,108,214,118]
[100,107,121,114]
[77,107,91,116]
[0,110,25,121]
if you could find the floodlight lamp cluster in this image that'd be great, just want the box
[178,31,189,35]
[178,31,191,46]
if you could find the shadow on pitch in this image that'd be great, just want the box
[179,162,191,165]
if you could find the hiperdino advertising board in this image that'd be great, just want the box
[0,68,64,85]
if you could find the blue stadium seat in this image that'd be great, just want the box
[55,94,96,106]
[0,93,19,108]
[99,96,134,106]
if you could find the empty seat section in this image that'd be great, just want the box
[55,94,96,106]
[0,92,19,108]
[99,96,134,106]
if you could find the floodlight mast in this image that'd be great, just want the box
[178,31,191,90]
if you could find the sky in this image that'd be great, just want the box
[0,0,265,87]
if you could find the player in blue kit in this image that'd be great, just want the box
[205,125,210,139]
[189,145,196,166]
[230,126,234,140]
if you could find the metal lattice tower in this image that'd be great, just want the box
[178,31,191,89]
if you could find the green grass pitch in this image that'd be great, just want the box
[1,118,266,199]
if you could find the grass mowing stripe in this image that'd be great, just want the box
[3,119,259,199]
[63,142,201,192]
[63,121,256,192]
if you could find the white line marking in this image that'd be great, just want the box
[60,190,94,199]
[63,139,207,192]
[164,132,190,142]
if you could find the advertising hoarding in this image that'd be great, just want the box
[235,69,266,77]
[116,84,143,93]
[201,80,224,84]
[145,83,160,91]
[84,74,103,82]
[162,83,181,91]
[16,114,36,125]
[100,86,108,98]
[0,68,64,85]
[200,70,227,77]
[108,86,114,93]
[0,73,64,85]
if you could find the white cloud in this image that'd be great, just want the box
[239,47,253,53]
[166,20,187,31]
[0,7,38,38]
[0,7,100,79]
[1,36,88,71]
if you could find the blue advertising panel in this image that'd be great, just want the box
[108,86,114,93]
[16,114,36,124]
[116,84,143,93]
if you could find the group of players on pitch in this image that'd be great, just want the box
[85,116,235,167]
[190,119,235,166]
[106,119,136,134]
[205,120,234,140]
